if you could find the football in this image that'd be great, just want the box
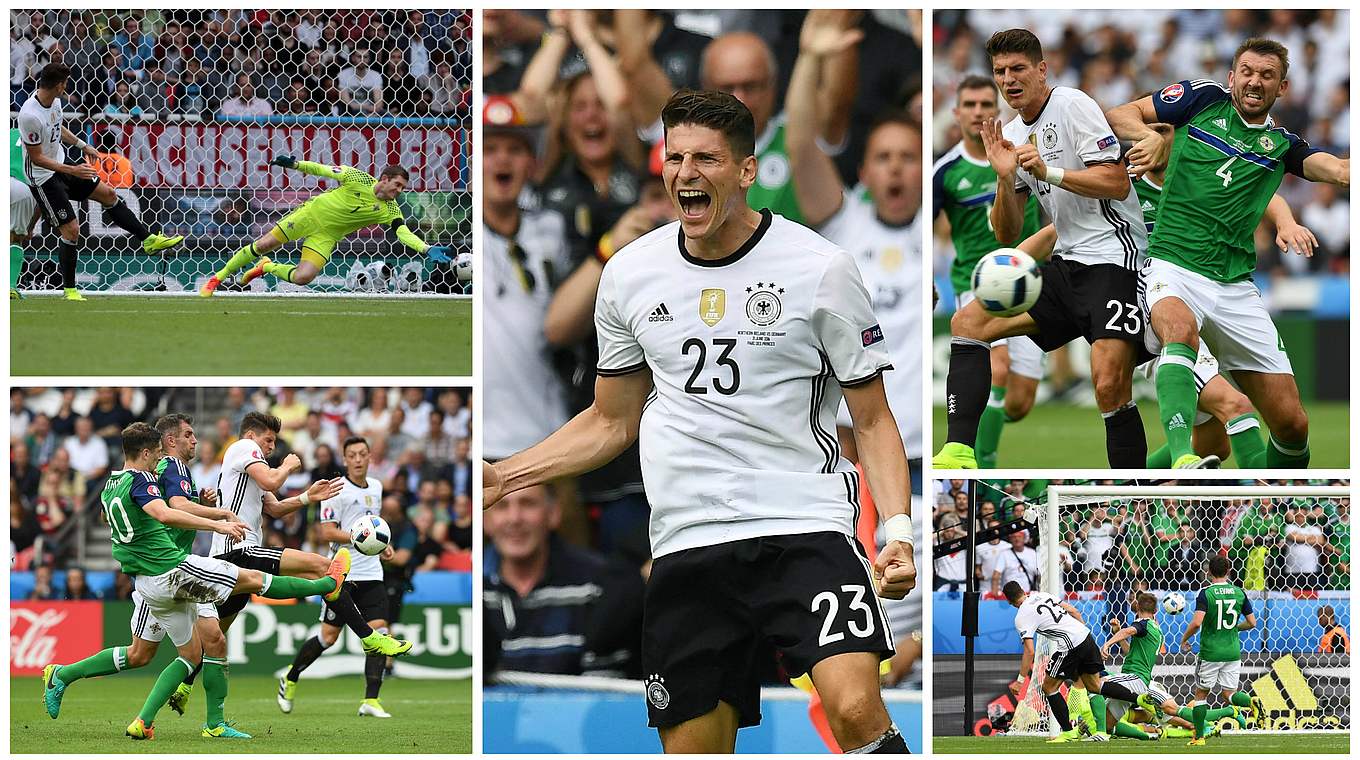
[454,252,474,286]
[349,515,393,556]
[970,249,1042,317]
[1162,591,1187,615]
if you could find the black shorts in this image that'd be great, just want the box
[33,173,100,228]
[1046,636,1105,682]
[214,545,286,619]
[1026,257,1143,352]
[642,531,895,729]
[323,579,389,625]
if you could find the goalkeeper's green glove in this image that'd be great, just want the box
[426,245,452,264]
[270,155,298,169]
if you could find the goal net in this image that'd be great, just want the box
[10,10,471,297]
[1012,484,1350,736]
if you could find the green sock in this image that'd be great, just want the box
[1113,720,1151,740]
[263,261,297,283]
[138,657,193,724]
[1089,694,1107,733]
[1226,414,1267,468]
[217,243,259,280]
[1155,343,1199,461]
[202,657,228,727]
[975,386,1007,468]
[11,244,24,289]
[56,646,128,683]
[259,573,336,599]
[1205,706,1236,721]
[1230,691,1252,708]
[1192,703,1208,738]
[1146,443,1173,469]
[1266,434,1310,468]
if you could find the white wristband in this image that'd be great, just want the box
[1046,166,1065,187]
[299,490,311,506]
[884,513,914,547]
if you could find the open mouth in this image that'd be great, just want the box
[677,189,712,220]
[884,183,905,201]
[1243,91,1264,107]
[1006,87,1023,99]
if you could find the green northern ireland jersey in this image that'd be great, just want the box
[155,455,199,553]
[933,142,1042,294]
[1132,175,1162,233]
[293,161,406,236]
[101,469,188,577]
[747,114,804,224]
[1124,617,1164,683]
[11,128,29,182]
[1148,80,1318,283]
[1195,581,1254,662]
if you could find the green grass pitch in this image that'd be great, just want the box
[932,401,1350,468]
[934,734,1349,753]
[11,296,471,375]
[11,674,472,753]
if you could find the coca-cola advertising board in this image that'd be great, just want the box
[10,602,104,676]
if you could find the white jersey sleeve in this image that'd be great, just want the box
[811,249,893,386]
[595,258,647,375]
[1065,92,1123,166]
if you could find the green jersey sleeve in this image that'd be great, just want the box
[101,470,188,577]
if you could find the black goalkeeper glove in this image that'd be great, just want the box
[270,155,298,169]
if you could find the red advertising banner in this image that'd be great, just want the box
[105,124,468,192]
[10,601,105,676]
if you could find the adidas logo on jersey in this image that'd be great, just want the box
[648,303,674,322]
[1142,200,1154,211]
[1168,413,1188,431]
[957,177,973,191]
[1213,118,1228,131]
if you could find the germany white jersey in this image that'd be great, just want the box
[821,193,923,458]
[17,93,64,186]
[212,438,268,555]
[483,209,574,460]
[320,476,384,582]
[1013,591,1091,650]
[596,210,893,558]
[1003,86,1146,270]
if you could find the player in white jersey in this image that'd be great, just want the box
[17,63,182,300]
[484,89,917,754]
[784,12,924,478]
[279,435,396,718]
[935,29,1153,470]
[1005,582,1146,742]
[169,413,410,715]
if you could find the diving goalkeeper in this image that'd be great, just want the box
[200,156,451,295]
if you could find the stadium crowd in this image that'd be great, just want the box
[932,9,1351,277]
[10,386,473,603]
[932,479,1351,598]
[482,9,924,688]
[10,9,472,118]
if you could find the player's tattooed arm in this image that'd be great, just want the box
[1301,152,1349,189]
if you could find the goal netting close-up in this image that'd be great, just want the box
[1012,484,1350,736]
[10,10,471,296]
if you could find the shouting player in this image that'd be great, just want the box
[199,157,451,295]
[19,63,183,300]
[280,435,397,718]
[1106,38,1350,469]
[484,89,917,754]
[934,29,1151,470]
[1178,555,1260,745]
[934,74,1045,468]
[42,423,349,740]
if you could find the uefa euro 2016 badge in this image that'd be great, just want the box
[646,674,670,709]
[745,282,784,326]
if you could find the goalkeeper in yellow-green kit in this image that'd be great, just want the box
[200,156,451,295]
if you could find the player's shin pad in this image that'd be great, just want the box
[945,338,992,444]
[1155,344,1199,460]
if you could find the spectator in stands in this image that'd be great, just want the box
[353,388,393,439]
[382,47,424,115]
[12,486,40,554]
[975,517,1006,586]
[1317,605,1350,653]
[11,389,32,434]
[63,417,109,492]
[992,530,1039,595]
[311,443,344,482]
[219,79,274,117]
[424,410,456,467]
[28,565,58,600]
[449,495,473,551]
[12,442,41,505]
[484,484,644,677]
[438,389,472,440]
[104,80,142,115]
[192,438,221,488]
[64,566,100,600]
[1165,523,1199,590]
[1284,507,1327,591]
[25,414,57,472]
[174,56,214,114]
[137,59,174,113]
[398,388,434,439]
[934,513,968,591]
[38,446,83,514]
[338,49,384,115]
[113,16,154,76]
[277,77,314,114]
[291,411,330,467]
[450,437,472,499]
[88,387,136,442]
[409,505,445,572]
[51,389,79,437]
[422,56,463,115]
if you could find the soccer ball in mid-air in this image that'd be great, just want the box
[454,252,473,286]
[349,515,393,556]
[971,249,1042,317]
[1162,591,1187,615]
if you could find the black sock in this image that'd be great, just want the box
[286,635,328,682]
[1102,402,1147,468]
[1047,691,1073,732]
[945,337,992,445]
[106,200,151,241]
[183,660,203,686]
[858,724,908,754]
[58,240,79,289]
[1100,678,1140,703]
[364,653,384,699]
[331,586,375,638]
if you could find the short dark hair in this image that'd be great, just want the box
[154,413,193,438]
[985,29,1044,65]
[1207,555,1230,578]
[342,435,369,454]
[1234,37,1290,78]
[39,63,71,89]
[240,411,282,436]
[380,164,409,180]
[866,108,922,145]
[121,422,162,460]
[957,74,999,101]
[1003,580,1026,604]
[661,89,756,159]
[1136,592,1158,614]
